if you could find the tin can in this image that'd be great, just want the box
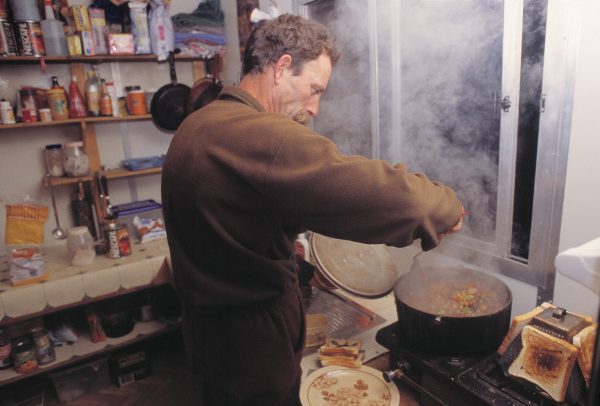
[116,223,131,256]
[0,329,11,370]
[104,221,121,259]
[0,0,7,19]
[47,88,69,120]
[0,99,16,124]
[38,108,52,122]
[31,327,56,365]
[12,336,38,374]
[15,21,45,56]
[0,19,17,56]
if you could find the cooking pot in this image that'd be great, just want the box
[309,233,512,355]
[186,56,223,115]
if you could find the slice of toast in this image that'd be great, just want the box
[318,338,362,357]
[573,323,597,387]
[319,352,365,368]
[498,302,555,355]
[508,325,578,402]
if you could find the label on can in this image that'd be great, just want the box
[0,19,17,56]
[116,224,131,256]
[105,225,120,259]
[15,21,45,57]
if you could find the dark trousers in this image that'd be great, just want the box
[182,280,305,406]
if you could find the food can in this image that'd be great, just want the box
[38,108,52,122]
[125,86,147,115]
[0,19,17,56]
[0,329,11,369]
[12,336,38,374]
[31,327,56,365]
[15,21,45,56]
[104,221,121,259]
[0,99,16,124]
[116,223,131,256]
[47,88,69,120]
[0,0,7,19]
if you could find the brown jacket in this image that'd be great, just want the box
[161,86,461,309]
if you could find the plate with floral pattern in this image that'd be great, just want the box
[300,365,400,406]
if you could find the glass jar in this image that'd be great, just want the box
[125,85,147,115]
[30,326,56,365]
[63,141,89,177]
[44,144,64,177]
[67,226,96,266]
[0,329,11,370]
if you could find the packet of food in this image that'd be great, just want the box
[9,246,47,286]
[129,1,152,54]
[5,203,49,245]
[132,215,166,243]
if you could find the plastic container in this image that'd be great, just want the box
[49,357,110,402]
[44,143,64,177]
[63,141,89,177]
[66,226,95,266]
[0,99,16,124]
[40,0,68,56]
[125,85,147,115]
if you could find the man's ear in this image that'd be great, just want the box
[273,54,293,85]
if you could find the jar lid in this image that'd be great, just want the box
[64,141,84,148]
[125,85,141,92]
[45,144,62,150]
[68,226,90,236]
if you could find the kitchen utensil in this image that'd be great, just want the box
[100,175,112,216]
[309,232,512,355]
[150,49,191,132]
[186,56,223,115]
[47,173,66,240]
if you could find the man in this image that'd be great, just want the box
[162,14,464,406]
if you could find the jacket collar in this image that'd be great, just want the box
[219,86,266,112]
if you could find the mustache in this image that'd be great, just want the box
[292,111,310,125]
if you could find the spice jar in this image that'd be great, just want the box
[12,336,38,374]
[0,329,11,370]
[125,85,147,115]
[44,144,64,177]
[67,226,96,266]
[31,326,56,365]
[63,141,89,177]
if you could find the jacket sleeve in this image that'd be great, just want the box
[264,124,462,251]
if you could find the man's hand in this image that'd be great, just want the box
[438,206,466,241]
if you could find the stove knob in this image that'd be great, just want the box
[382,369,401,383]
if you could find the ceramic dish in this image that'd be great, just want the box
[300,365,400,406]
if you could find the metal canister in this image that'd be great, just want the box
[31,326,56,365]
[0,329,11,370]
[15,20,45,57]
[11,336,38,374]
[104,220,121,259]
[0,19,18,56]
[116,223,131,256]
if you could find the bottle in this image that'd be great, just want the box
[68,76,87,118]
[85,67,100,117]
[40,0,68,56]
[47,76,68,120]
[99,79,113,116]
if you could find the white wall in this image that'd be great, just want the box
[553,0,600,318]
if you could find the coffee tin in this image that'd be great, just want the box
[104,220,121,259]
[15,20,45,56]
[0,19,17,56]
[116,223,131,256]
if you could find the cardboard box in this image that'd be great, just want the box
[109,349,152,387]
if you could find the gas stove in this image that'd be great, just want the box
[376,323,588,406]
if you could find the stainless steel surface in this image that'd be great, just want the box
[47,174,66,240]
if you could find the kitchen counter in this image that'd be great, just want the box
[300,289,421,405]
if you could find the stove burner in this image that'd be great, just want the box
[376,323,589,406]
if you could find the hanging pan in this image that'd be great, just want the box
[150,50,191,132]
[186,55,223,115]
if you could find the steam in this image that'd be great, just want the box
[312,0,507,242]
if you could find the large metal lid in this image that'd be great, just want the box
[309,233,399,298]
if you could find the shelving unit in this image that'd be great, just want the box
[0,54,205,389]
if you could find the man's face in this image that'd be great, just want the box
[274,53,332,125]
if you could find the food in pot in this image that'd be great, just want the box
[404,279,506,317]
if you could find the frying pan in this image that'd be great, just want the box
[186,56,223,115]
[150,50,191,132]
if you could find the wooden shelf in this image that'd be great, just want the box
[43,166,161,187]
[0,114,152,131]
[0,54,203,64]
[0,319,181,387]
